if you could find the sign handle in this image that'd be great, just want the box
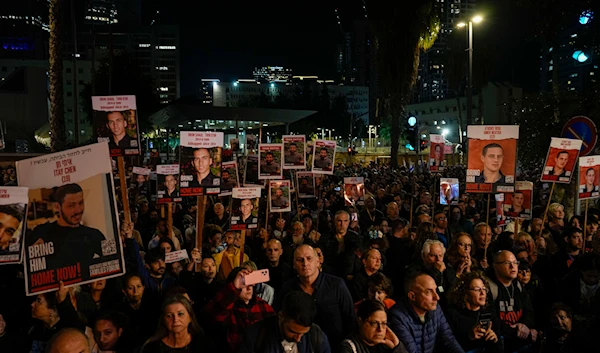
[584,199,589,253]
[539,183,556,239]
[117,156,130,223]
[194,195,207,272]
[484,193,491,260]
[239,229,247,264]
[167,202,173,242]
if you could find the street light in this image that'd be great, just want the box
[456,14,484,125]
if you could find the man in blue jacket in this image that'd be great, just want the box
[389,272,464,353]
[240,290,331,353]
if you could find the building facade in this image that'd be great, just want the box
[0,0,49,60]
[253,66,293,83]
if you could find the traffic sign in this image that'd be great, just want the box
[561,116,597,156]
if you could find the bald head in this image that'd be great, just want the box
[47,328,89,353]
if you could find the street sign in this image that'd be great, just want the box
[561,116,598,156]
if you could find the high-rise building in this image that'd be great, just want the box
[539,11,598,94]
[253,66,293,83]
[414,0,477,103]
[0,1,49,60]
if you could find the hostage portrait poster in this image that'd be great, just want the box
[92,95,140,157]
[16,142,125,295]
[0,187,29,265]
[179,131,223,196]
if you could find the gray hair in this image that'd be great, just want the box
[421,239,446,259]
[334,210,349,221]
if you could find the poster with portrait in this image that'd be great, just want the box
[230,187,261,230]
[296,172,316,198]
[578,155,600,200]
[16,142,125,295]
[157,164,182,204]
[344,177,365,206]
[282,135,306,169]
[149,171,157,202]
[179,131,223,196]
[246,134,257,152]
[269,180,291,212]
[312,139,336,174]
[539,138,583,184]
[284,170,295,194]
[440,178,459,205]
[0,187,28,265]
[243,154,262,187]
[130,166,150,199]
[230,138,240,152]
[429,134,445,172]
[495,193,507,226]
[502,181,534,220]
[92,95,140,157]
[466,125,519,193]
[219,160,239,196]
[258,144,283,180]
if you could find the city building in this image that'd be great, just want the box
[539,11,598,94]
[405,82,522,144]
[414,0,477,103]
[0,1,49,60]
[208,79,369,125]
[253,66,293,83]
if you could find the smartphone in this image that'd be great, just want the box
[478,312,492,330]
[334,186,341,192]
[351,213,358,222]
[243,269,270,286]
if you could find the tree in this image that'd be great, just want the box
[369,1,440,167]
[49,0,66,152]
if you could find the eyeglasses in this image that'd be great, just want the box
[468,287,489,293]
[365,320,387,329]
[495,261,520,266]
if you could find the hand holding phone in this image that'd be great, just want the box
[243,269,270,286]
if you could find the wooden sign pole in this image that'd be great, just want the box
[167,202,173,240]
[484,194,491,260]
[194,195,207,272]
[539,183,556,238]
[584,199,589,252]
[239,229,247,264]
[117,156,131,222]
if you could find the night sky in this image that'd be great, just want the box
[153,0,540,97]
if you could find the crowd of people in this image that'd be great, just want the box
[1,159,600,353]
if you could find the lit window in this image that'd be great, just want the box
[139,44,151,48]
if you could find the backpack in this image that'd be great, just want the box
[255,318,325,353]
[489,280,522,301]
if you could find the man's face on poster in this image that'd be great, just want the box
[302,178,309,186]
[222,170,230,181]
[164,175,177,192]
[265,153,274,164]
[240,199,253,217]
[320,149,327,158]
[59,192,85,226]
[481,146,504,173]
[289,145,297,154]
[513,192,524,207]
[275,188,283,198]
[0,212,19,245]
[106,112,127,138]
[555,152,569,169]
[441,183,450,194]
[434,145,442,159]
[193,149,212,175]
[587,169,596,185]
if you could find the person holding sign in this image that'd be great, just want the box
[106,111,134,150]
[27,184,106,279]
[474,143,506,184]
[189,148,219,187]
[164,174,179,198]
[314,148,333,170]
[550,151,569,178]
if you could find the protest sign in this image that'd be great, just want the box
[502,181,534,220]
[578,155,600,200]
[540,138,583,183]
[157,164,182,204]
[16,142,125,295]
[440,178,459,205]
[283,135,306,169]
[311,140,336,174]
[297,172,316,198]
[269,180,291,212]
[92,95,140,157]
[429,134,445,172]
[466,125,519,193]
[179,131,223,196]
[344,177,365,206]
[258,144,283,179]
[165,249,189,264]
[230,187,261,230]
[220,160,239,196]
[0,187,28,265]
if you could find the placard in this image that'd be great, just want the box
[246,134,257,152]
[440,178,459,205]
[0,187,28,265]
[466,125,519,193]
[578,155,600,200]
[157,164,182,204]
[312,140,336,174]
[244,155,262,186]
[231,187,261,230]
[297,172,316,198]
[502,181,534,220]
[269,180,291,212]
[219,160,239,196]
[429,134,445,172]
[495,193,507,226]
[258,144,283,180]
[16,142,125,295]
[132,166,150,176]
[165,249,189,264]
[230,138,240,152]
[179,131,223,196]
[540,138,583,184]
[92,95,140,157]
[283,135,306,169]
[344,177,365,206]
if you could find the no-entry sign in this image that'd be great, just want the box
[561,116,598,156]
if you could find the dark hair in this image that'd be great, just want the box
[586,167,595,175]
[447,271,491,309]
[562,227,583,239]
[404,272,428,295]
[281,291,316,327]
[94,310,127,330]
[144,247,165,264]
[550,302,573,319]
[158,237,175,251]
[265,152,274,157]
[54,184,83,206]
[367,272,393,298]
[356,299,386,321]
[122,274,142,288]
[482,143,503,156]
[0,204,24,222]
[41,291,59,311]
[556,150,569,158]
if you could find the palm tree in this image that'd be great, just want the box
[369,1,440,167]
[49,0,66,152]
